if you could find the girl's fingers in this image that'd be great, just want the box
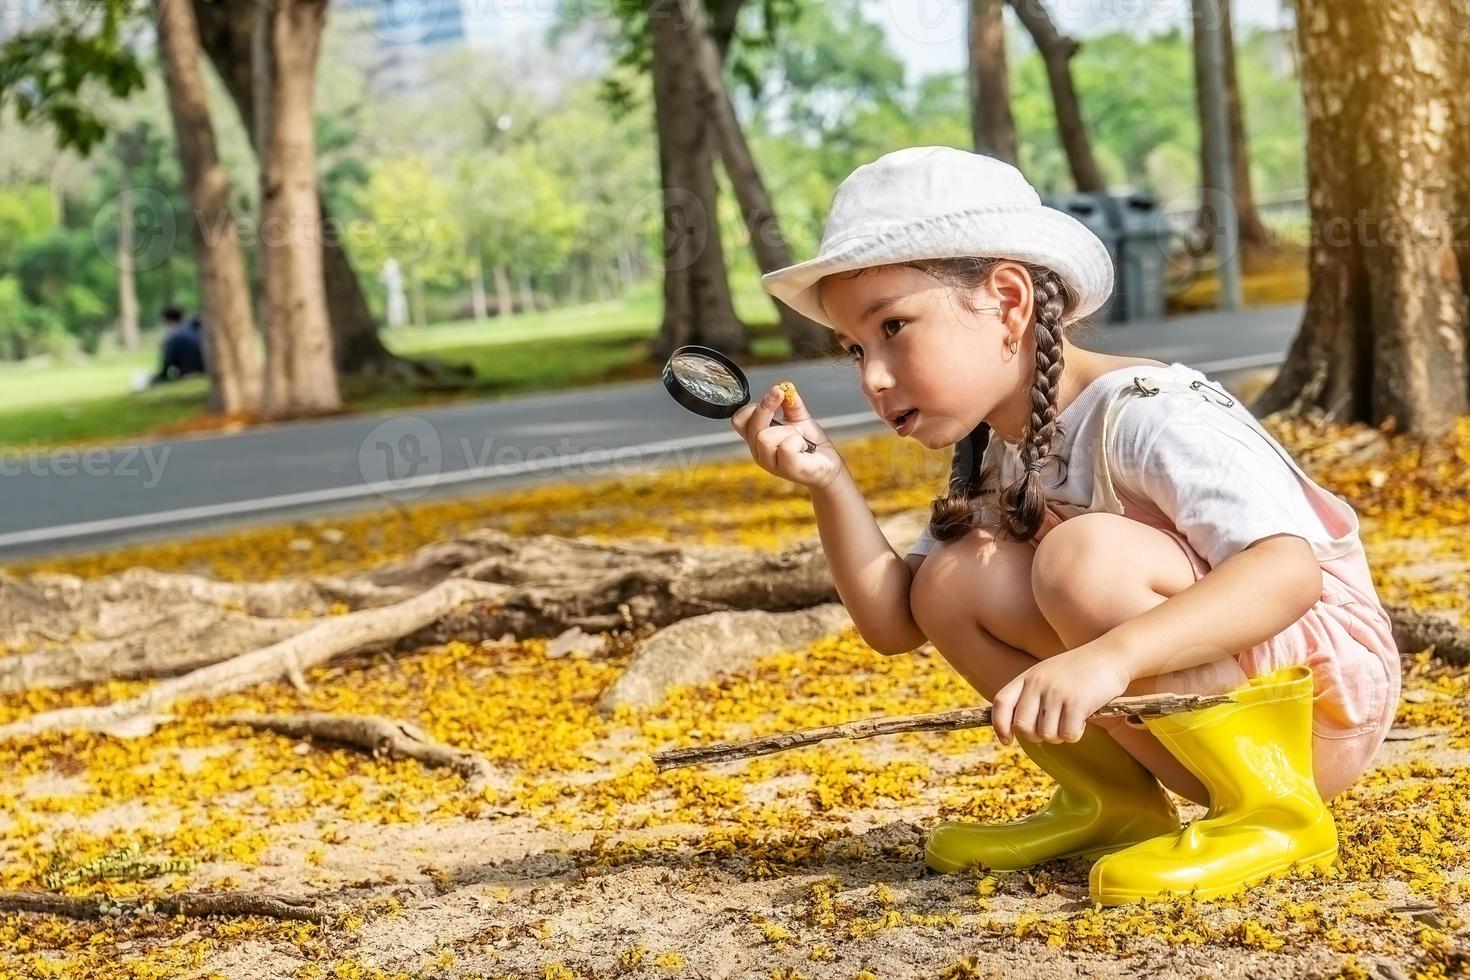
[773,431,817,471]
[1045,697,1071,743]
[990,683,1017,744]
[1012,688,1041,743]
[1036,704,1057,743]
[730,404,755,438]
[1058,704,1085,743]
[776,430,809,455]
[754,420,798,467]
[776,381,812,423]
[746,384,782,436]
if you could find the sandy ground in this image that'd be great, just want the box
[2,636,1464,980]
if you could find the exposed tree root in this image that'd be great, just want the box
[1386,601,1470,666]
[2,523,1462,746]
[0,579,506,740]
[0,530,835,698]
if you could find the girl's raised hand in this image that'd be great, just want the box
[730,382,844,490]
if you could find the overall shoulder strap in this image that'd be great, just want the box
[1090,375,1238,514]
[1090,373,1361,556]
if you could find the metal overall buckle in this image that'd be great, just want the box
[1189,379,1236,407]
[1131,377,1160,396]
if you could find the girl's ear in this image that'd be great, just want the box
[988,262,1035,336]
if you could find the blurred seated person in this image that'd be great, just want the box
[149,305,206,385]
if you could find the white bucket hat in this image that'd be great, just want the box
[761,146,1115,330]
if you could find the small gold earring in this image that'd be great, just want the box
[1007,339,1019,355]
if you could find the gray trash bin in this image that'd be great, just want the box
[1106,192,1172,322]
[1043,192,1121,323]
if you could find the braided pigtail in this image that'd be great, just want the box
[998,269,1069,541]
[927,418,999,540]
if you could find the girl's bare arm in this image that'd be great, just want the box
[808,467,929,656]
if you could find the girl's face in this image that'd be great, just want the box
[817,261,1039,450]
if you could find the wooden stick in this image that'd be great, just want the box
[208,712,495,794]
[652,691,1231,772]
[0,889,324,922]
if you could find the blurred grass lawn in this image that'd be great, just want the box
[0,280,789,449]
[0,249,1308,450]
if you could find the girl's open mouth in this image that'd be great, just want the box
[892,408,919,435]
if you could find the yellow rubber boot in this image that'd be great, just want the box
[1089,664,1338,906]
[925,722,1180,874]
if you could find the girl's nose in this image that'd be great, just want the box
[861,356,895,398]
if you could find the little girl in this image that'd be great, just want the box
[736,146,1401,905]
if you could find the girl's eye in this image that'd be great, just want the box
[846,320,899,362]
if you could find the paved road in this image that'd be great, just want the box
[0,303,1303,561]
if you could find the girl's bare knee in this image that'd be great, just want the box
[909,529,1063,661]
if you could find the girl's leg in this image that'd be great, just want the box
[1030,512,1249,805]
[911,516,1216,805]
[909,525,1067,704]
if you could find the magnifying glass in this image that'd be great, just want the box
[661,345,819,454]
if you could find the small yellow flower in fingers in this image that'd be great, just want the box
[778,381,798,411]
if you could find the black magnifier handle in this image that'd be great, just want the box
[767,417,819,454]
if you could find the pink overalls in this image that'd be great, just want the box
[1027,374,1402,798]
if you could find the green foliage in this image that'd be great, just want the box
[0,274,68,359]
[0,182,55,268]
[0,0,1306,390]
[553,0,804,118]
[13,228,120,355]
[0,0,146,153]
[751,15,1305,250]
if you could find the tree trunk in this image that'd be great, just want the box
[674,0,835,359]
[470,254,488,320]
[113,128,143,354]
[1008,0,1105,192]
[410,269,428,328]
[1254,0,1469,432]
[564,258,580,305]
[320,195,415,375]
[254,0,340,417]
[969,0,1018,164]
[595,260,615,300]
[114,180,142,353]
[153,0,261,415]
[1191,0,1272,254]
[648,0,748,361]
[617,248,636,291]
[493,262,514,317]
[193,0,454,384]
[516,272,535,319]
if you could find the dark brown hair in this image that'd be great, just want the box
[832,257,1089,543]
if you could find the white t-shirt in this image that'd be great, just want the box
[906,361,1351,569]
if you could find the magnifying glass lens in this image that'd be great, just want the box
[660,345,819,454]
[670,352,745,406]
